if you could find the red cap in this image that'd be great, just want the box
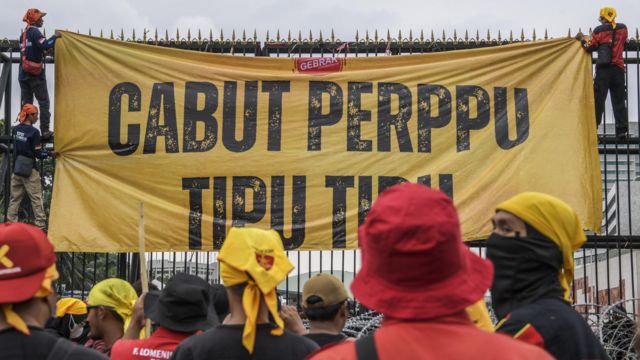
[0,223,56,303]
[351,183,493,320]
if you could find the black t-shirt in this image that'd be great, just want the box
[304,332,347,348]
[171,324,319,360]
[0,326,108,360]
[13,123,42,170]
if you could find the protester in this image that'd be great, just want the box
[171,227,319,359]
[86,278,138,355]
[6,104,49,229]
[310,183,551,359]
[487,192,608,359]
[0,222,107,359]
[45,297,91,344]
[576,7,629,139]
[111,273,217,360]
[300,273,349,347]
[20,8,60,140]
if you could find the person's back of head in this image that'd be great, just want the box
[144,272,217,334]
[0,223,58,335]
[303,273,349,332]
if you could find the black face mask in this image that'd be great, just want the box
[486,225,564,320]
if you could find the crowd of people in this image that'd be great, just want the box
[0,5,634,360]
[0,183,619,359]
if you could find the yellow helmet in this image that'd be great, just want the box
[599,7,617,24]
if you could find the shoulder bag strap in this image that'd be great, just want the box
[355,333,380,360]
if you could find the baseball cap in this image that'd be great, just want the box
[303,273,348,308]
[0,223,56,304]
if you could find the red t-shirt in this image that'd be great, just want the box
[110,327,194,360]
[308,314,553,360]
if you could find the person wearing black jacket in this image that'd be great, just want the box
[576,7,628,139]
[19,8,60,141]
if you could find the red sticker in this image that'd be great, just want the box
[294,57,345,74]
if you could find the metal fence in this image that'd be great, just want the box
[1,29,640,316]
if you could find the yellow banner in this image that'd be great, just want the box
[50,31,601,252]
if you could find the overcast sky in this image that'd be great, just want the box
[1,0,639,125]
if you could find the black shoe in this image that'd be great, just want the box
[41,131,53,141]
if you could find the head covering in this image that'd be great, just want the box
[352,183,493,320]
[0,223,58,335]
[210,284,230,322]
[600,7,617,28]
[218,227,294,354]
[56,298,87,317]
[87,279,137,332]
[303,273,348,308]
[144,273,218,333]
[465,300,494,333]
[17,104,38,124]
[23,8,46,25]
[495,192,585,301]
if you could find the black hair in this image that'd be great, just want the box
[303,296,345,321]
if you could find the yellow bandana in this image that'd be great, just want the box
[56,298,87,317]
[496,192,586,302]
[465,300,494,332]
[219,228,294,354]
[1,264,58,335]
[87,278,137,332]
[599,7,617,28]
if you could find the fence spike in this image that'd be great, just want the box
[568,28,571,38]
[143,28,148,42]
[636,28,639,40]
[365,29,370,45]
[442,29,446,42]
[355,30,359,43]
[132,29,136,41]
[199,29,203,42]
[319,30,323,43]
[520,28,524,41]
[309,30,313,43]
[331,28,335,44]
[120,28,124,41]
[387,29,391,42]
[88,28,92,36]
[374,29,378,43]
[544,29,548,40]
[487,29,491,41]
[100,29,103,38]
[398,29,402,42]
[188,29,192,42]
[409,29,413,43]
[276,29,280,42]
[453,29,457,42]
[532,28,536,41]
[498,30,501,42]
[509,30,513,42]
[430,30,434,42]
[298,30,302,43]
[464,29,468,43]
[165,30,169,42]
[176,28,180,41]
[154,29,158,43]
[475,29,479,41]
[254,29,258,42]
[420,29,424,44]
[266,30,270,42]
[110,29,114,39]
[220,29,224,42]
[287,30,291,43]
[232,29,236,42]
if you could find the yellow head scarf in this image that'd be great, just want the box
[87,278,137,332]
[600,7,617,28]
[219,228,294,354]
[56,298,87,318]
[496,192,586,302]
[1,264,58,335]
[465,300,494,332]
